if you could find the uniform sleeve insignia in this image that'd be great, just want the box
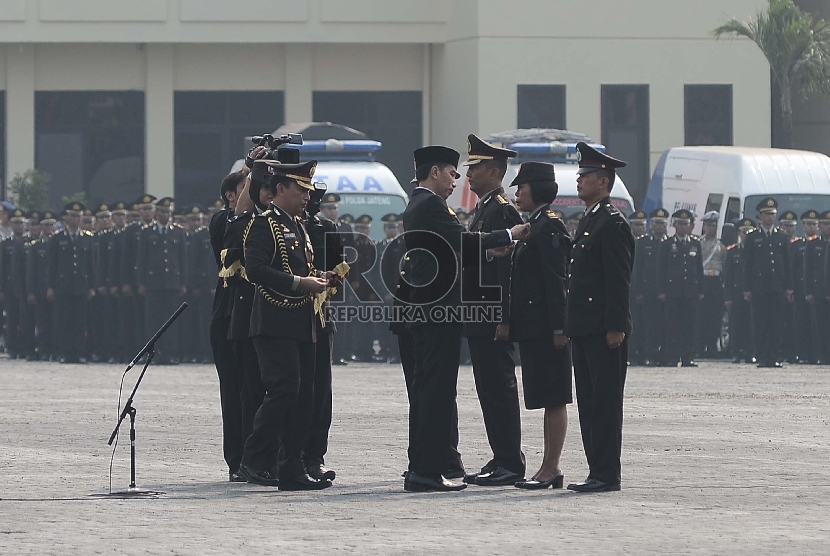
[496,195,508,205]
[448,207,456,216]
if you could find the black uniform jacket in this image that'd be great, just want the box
[1,234,25,298]
[462,187,523,338]
[46,229,95,295]
[723,243,746,302]
[657,235,704,299]
[790,236,807,298]
[224,212,256,340]
[244,205,316,342]
[210,209,233,321]
[564,197,635,337]
[803,235,826,298]
[743,227,792,294]
[137,223,188,291]
[401,187,512,326]
[509,204,570,342]
[632,233,665,301]
[307,213,343,333]
[120,221,144,289]
[26,236,51,298]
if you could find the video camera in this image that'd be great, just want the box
[306,181,328,217]
[250,133,303,164]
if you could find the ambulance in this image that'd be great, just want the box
[448,129,636,217]
[231,125,408,242]
[644,146,830,235]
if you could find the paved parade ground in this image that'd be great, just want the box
[1,358,829,555]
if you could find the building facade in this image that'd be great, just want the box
[0,0,771,208]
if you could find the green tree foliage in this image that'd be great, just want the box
[7,169,51,212]
[714,0,830,148]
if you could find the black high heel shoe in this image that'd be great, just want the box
[515,471,564,490]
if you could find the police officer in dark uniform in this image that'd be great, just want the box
[185,205,213,363]
[238,159,335,491]
[18,211,41,359]
[743,197,794,368]
[106,202,129,362]
[778,210,801,363]
[795,210,820,363]
[321,194,354,366]
[724,218,756,363]
[136,197,187,364]
[565,142,634,493]
[657,209,704,367]
[627,210,647,365]
[47,203,96,364]
[804,210,830,363]
[211,170,248,482]
[90,203,115,362]
[401,145,525,493]
[0,209,28,359]
[459,134,526,487]
[121,195,156,355]
[303,182,345,482]
[507,162,572,491]
[26,211,56,361]
[352,214,380,361]
[378,213,405,363]
[632,208,669,366]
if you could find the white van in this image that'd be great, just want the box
[448,129,636,217]
[644,147,830,235]
[231,139,409,241]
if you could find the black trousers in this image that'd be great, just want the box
[144,290,180,361]
[89,294,110,360]
[697,277,723,356]
[794,298,813,362]
[210,317,244,473]
[35,297,54,359]
[305,326,333,466]
[198,292,213,361]
[409,324,463,476]
[4,294,21,357]
[132,293,146,354]
[629,301,644,363]
[641,300,665,363]
[664,297,699,365]
[233,337,265,447]
[398,330,462,475]
[571,335,627,485]
[53,294,88,361]
[730,299,753,359]
[116,294,135,360]
[467,336,525,475]
[19,297,36,358]
[751,293,786,365]
[243,335,316,478]
[809,298,830,362]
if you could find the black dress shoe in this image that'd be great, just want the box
[404,472,467,492]
[278,473,332,491]
[566,478,621,493]
[443,469,466,480]
[474,466,524,486]
[515,471,564,490]
[307,463,336,481]
[333,358,348,366]
[229,470,247,482]
[238,464,280,487]
[745,357,757,364]
[463,463,495,485]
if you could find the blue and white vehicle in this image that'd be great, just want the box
[448,129,636,217]
[232,136,408,241]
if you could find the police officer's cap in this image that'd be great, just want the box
[321,193,341,205]
[27,210,40,222]
[63,202,86,216]
[356,214,372,226]
[252,160,317,191]
[340,214,354,224]
[40,210,57,223]
[381,213,401,224]
[82,209,94,218]
[756,197,778,214]
[95,203,112,216]
[801,209,820,222]
[10,209,26,221]
[650,208,670,221]
[778,210,798,224]
[629,210,647,222]
[576,142,627,175]
[209,199,224,211]
[187,204,203,216]
[820,210,830,223]
[464,134,517,166]
[738,217,756,230]
[136,194,157,207]
[672,209,694,222]
[509,162,556,187]
[112,201,128,214]
[456,209,470,223]
[155,197,174,210]
[702,210,719,223]
[413,146,461,178]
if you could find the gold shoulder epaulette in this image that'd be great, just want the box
[496,195,508,205]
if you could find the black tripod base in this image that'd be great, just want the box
[89,488,165,499]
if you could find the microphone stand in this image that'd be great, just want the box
[103,303,188,497]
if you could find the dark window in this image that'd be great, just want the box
[0,91,5,200]
[174,91,284,207]
[725,197,741,224]
[705,193,724,214]
[685,85,733,146]
[313,91,422,191]
[601,85,650,205]
[35,91,145,208]
[517,85,566,129]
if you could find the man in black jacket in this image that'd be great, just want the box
[565,142,634,493]
[460,134,526,487]
[632,208,669,365]
[401,145,528,493]
[26,211,56,361]
[239,159,336,491]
